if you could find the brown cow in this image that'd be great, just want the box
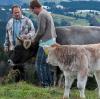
[46,43,100,99]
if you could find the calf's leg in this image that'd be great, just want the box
[63,71,74,99]
[94,70,100,98]
[77,68,88,99]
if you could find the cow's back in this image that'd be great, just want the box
[56,26,100,45]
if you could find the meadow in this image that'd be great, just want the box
[0,81,98,99]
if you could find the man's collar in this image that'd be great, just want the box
[21,15,24,19]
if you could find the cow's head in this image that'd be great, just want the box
[8,37,39,66]
[16,36,32,49]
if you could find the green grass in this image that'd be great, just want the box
[0,81,98,99]
[52,14,90,26]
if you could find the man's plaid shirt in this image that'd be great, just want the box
[4,15,35,50]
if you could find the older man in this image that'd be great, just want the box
[4,5,35,52]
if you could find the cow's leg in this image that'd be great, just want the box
[94,70,100,98]
[58,73,64,87]
[63,71,74,99]
[77,68,88,99]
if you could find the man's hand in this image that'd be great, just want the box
[9,44,14,51]
[31,39,36,45]
[4,47,8,53]
[20,34,30,40]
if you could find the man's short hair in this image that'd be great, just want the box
[11,5,21,13]
[30,0,41,9]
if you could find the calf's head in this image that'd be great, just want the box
[46,43,60,66]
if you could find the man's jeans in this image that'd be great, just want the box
[35,46,53,86]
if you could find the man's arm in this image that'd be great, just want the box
[33,14,46,43]
[4,22,10,50]
[26,18,35,39]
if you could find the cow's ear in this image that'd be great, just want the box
[23,40,31,49]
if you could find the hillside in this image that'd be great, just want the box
[52,14,89,26]
[0,0,23,6]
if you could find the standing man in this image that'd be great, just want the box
[30,0,57,87]
[4,5,35,52]
[4,5,35,81]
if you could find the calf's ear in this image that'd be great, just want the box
[51,43,60,48]
[43,43,60,55]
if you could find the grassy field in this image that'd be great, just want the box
[52,14,90,26]
[0,81,98,99]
